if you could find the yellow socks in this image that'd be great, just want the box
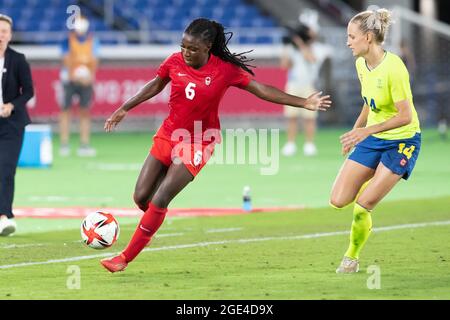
[344,203,372,259]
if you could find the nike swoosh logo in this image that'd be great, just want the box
[139,225,152,233]
[177,73,187,76]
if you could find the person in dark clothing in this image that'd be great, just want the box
[0,14,34,236]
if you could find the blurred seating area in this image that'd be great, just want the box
[1,0,281,44]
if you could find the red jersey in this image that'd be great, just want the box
[156,52,252,144]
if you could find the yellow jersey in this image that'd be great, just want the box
[355,51,420,140]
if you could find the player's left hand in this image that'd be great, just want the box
[340,128,369,155]
[304,91,332,111]
[0,103,14,118]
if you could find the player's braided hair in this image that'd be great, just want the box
[185,18,255,75]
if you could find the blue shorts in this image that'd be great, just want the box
[348,133,421,180]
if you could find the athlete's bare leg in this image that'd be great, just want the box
[133,154,168,211]
[356,162,402,210]
[151,159,194,209]
[330,159,375,208]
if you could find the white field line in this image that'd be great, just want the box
[0,240,84,250]
[0,220,449,269]
[205,228,243,233]
[0,243,47,249]
[0,234,183,250]
[154,232,185,238]
[87,163,142,171]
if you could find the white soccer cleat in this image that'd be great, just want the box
[77,145,97,157]
[0,216,17,236]
[303,142,317,156]
[282,142,297,156]
[336,256,359,274]
[59,145,70,157]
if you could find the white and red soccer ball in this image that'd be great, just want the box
[81,211,120,249]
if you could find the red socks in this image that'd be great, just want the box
[122,202,167,263]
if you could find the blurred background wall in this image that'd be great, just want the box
[2,0,449,132]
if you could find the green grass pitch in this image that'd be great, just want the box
[0,129,449,299]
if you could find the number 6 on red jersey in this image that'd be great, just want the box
[185,82,196,100]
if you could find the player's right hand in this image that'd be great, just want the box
[104,108,127,132]
[304,91,332,111]
[341,144,352,156]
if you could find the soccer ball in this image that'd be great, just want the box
[81,211,120,249]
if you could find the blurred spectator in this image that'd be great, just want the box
[401,38,448,140]
[59,15,99,157]
[399,39,416,83]
[280,12,331,157]
[438,103,448,139]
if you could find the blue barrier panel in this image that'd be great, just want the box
[18,124,53,168]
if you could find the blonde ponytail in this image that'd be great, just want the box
[350,8,393,44]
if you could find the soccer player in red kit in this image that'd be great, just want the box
[101,18,331,272]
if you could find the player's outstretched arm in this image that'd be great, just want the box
[104,76,170,132]
[244,80,332,111]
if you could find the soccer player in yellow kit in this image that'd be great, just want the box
[330,8,421,273]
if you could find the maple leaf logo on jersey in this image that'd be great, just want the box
[205,77,211,85]
[193,150,203,166]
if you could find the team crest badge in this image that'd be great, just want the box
[377,78,383,89]
[205,77,211,85]
[193,150,203,167]
[400,158,407,167]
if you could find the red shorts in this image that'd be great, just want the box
[150,134,215,177]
